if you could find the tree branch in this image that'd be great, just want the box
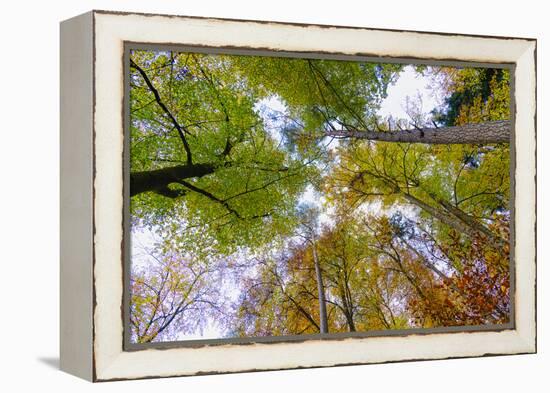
[130,59,194,164]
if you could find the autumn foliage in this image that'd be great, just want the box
[128,50,511,343]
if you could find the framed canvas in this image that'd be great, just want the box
[60,10,537,382]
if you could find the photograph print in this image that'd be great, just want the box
[126,48,512,345]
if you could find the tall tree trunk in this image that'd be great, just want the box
[340,268,356,332]
[311,236,329,334]
[402,192,506,250]
[416,186,507,250]
[338,284,356,332]
[402,193,475,236]
[433,195,507,250]
[130,163,216,197]
[326,120,510,144]
[343,308,356,332]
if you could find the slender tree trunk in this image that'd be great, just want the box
[339,270,356,332]
[419,186,507,249]
[339,287,356,332]
[402,193,476,236]
[130,163,216,197]
[311,236,329,334]
[326,120,510,144]
[435,196,506,249]
[402,192,505,250]
[345,313,356,332]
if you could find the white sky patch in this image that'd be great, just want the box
[131,226,162,270]
[299,184,335,227]
[254,95,290,143]
[176,320,223,341]
[378,65,442,123]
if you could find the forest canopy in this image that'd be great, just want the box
[128,49,511,343]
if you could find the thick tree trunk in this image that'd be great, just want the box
[130,163,216,197]
[326,120,510,144]
[402,193,475,236]
[311,237,329,334]
[345,313,356,332]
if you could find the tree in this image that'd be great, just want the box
[321,67,510,144]
[234,215,418,335]
[232,250,325,337]
[325,138,509,251]
[129,50,406,341]
[296,204,329,333]
[315,216,405,332]
[130,50,317,252]
[316,65,511,328]
[429,67,510,126]
[232,57,401,136]
[130,247,224,343]
[128,50,512,341]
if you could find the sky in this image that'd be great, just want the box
[131,64,443,342]
[378,65,441,123]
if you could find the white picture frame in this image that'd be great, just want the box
[60,10,536,381]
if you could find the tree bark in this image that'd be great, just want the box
[326,120,510,144]
[130,163,216,197]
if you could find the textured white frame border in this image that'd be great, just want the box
[61,10,536,382]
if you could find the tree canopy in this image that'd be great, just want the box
[129,50,511,343]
